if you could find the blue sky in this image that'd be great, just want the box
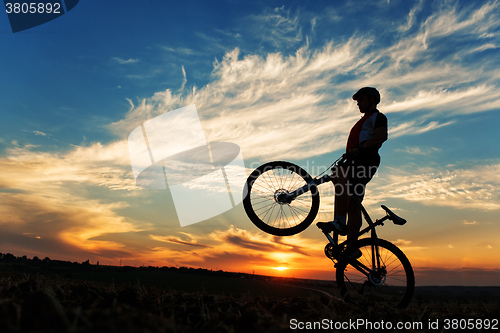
[1,0,499,285]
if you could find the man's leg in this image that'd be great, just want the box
[346,156,377,240]
[317,167,351,234]
[345,197,363,258]
[347,196,363,240]
[333,171,350,225]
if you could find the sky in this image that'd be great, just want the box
[1,0,499,286]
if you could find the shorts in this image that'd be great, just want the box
[338,153,380,199]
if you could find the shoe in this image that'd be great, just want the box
[316,220,348,235]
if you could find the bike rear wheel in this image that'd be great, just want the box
[243,161,320,236]
[336,238,414,308]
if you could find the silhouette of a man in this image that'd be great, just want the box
[318,87,388,241]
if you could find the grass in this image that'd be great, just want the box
[0,262,499,332]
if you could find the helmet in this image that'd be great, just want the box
[352,87,380,104]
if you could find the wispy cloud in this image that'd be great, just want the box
[160,46,200,56]
[420,1,500,44]
[389,120,455,138]
[398,0,424,33]
[250,6,303,49]
[21,130,49,137]
[109,41,371,160]
[392,239,427,251]
[150,233,210,248]
[395,146,441,155]
[109,1,500,163]
[372,163,500,210]
[179,65,187,92]
[384,86,500,115]
[112,57,140,64]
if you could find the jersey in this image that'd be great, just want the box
[344,110,387,192]
[346,110,387,152]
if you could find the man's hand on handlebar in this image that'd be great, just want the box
[347,144,365,158]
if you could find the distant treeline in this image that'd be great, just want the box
[0,252,331,287]
[0,252,95,267]
[0,252,260,280]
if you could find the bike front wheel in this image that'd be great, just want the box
[243,161,320,236]
[336,238,414,308]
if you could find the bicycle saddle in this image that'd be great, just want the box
[381,205,407,225]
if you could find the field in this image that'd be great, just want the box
[0,261,499,332]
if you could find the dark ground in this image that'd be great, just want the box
[0,261,499,332]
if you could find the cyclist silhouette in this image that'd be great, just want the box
[243,89,414,307]
[317,87,388,241]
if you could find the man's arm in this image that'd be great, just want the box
[348,127,387,156]
[362,127,387,149]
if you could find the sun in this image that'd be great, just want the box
[274,267,288,271]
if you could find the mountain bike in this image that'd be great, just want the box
[243,154,415,308]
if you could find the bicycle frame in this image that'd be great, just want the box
[243,157,414,308]
[282,163,392,273]
[324,196,392,272]
[282,154,347,202]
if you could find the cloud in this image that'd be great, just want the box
[0,140,146,261]
[398,0,424,33]
[1,141,134,191]
[150,233,211,248]
[392,238,427,251]
[373,163,500,210]
[127,226,320,272]
[420,1,500,44]
[395,146,441,155]
[384,86,500,115]
[107,3,500,164]
[0,189,140,261]
[225,234,281,252]
[112,57,140,64]
[389,121,453,138]
[22,130,48,137]
[469,43,498,54]
[109,42,367,160]
[160,46,200,56]
[385,1,499,63]
[389,120,455,138]
[179,65,187,92]
[248,6,303,50]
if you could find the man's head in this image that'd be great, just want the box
[352,87,380,113]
